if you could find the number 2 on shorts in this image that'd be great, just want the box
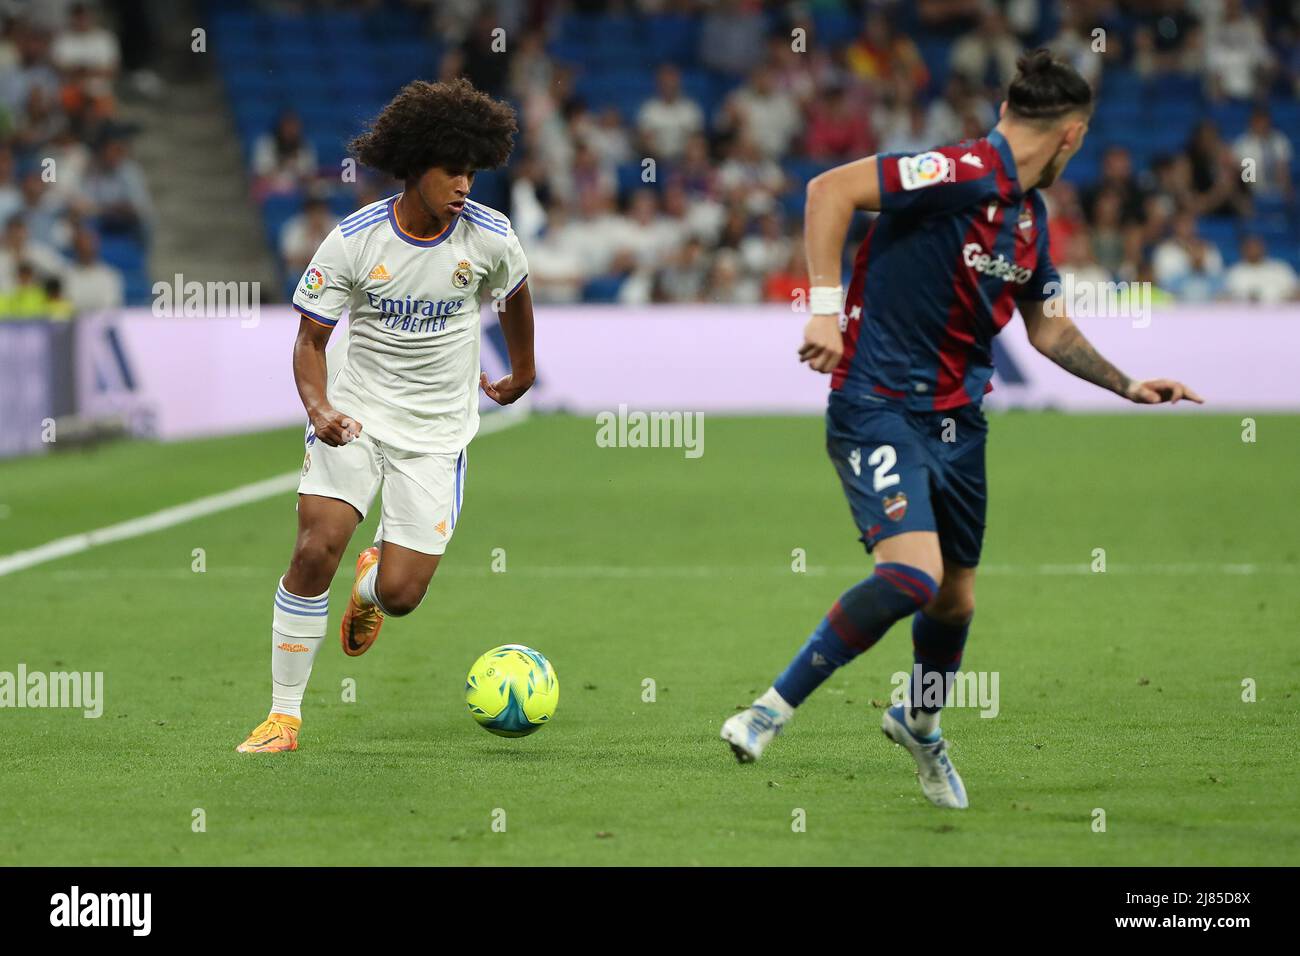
[867,445,899,492]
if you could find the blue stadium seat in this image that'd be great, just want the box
[329,194,358,217]
[214,35,266,68]
[575,69,655,118]
[1061,153,1100,186]
[779,188,806,220]
[647,15,699,65]
[97,234,145,274]
[616,161,657,199]
[225,71,280,98]
[123,270,152,306]
[680,68,723,114]
[469,169,509,212]
[370,6,424,40]
[811,11,859,48]
[1252,195,1296,222]
[1247,215,1295,243]
[1264,236,1300,268]
[1150,100,1202,135]
[208,10,257,36]
[311,135,346,169]
[1125,124,1187,166]
[582,274,626,303]
[1198,216,1240,250]
[1092,99,1142,132]
[1100,68,1144,104]
[1032,3,1062,46]
[319,10,364,36]
[1146,73,1202,106]
[1209,101,1252,139]
[913,36,951,93]
[783,158,834,186]
[546,38,591,67]
[261,194,303,247]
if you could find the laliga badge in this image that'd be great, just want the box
[898,151,951,191]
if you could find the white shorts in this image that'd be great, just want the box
[297,425,467,556]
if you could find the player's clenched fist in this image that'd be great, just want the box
[799,313,844,373]
[310,407,362,446]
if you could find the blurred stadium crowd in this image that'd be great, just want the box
[3,0,1300,318]
[0,0,154,318]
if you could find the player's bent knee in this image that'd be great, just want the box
[288,538,345,586]
[874,562,941,610]
[376,581,428,617]
[926,593,975,626]
[873,534,944,589]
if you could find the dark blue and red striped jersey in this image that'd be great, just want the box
[831,130,1059,410]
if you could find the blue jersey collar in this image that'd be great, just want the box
[387,195,460,248]
[986,128,1023,199]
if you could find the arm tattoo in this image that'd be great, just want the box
[1043,323,1131,396]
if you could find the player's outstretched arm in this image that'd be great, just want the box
[800,157,881,373]
[480,281,536,405]
[1020,298,1204,405]
[293,316,361,445]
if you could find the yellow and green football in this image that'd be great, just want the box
[464,644,559,737]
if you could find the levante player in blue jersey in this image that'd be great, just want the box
[722,50,1202,808]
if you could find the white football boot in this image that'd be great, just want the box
[881,702,969,809]
[721,704,787,763]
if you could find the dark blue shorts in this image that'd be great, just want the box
[826,394,988,568]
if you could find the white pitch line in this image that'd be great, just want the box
[0,472,301,578]
[0,410,530,579]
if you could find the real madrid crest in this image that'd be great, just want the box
[452,260,472,289]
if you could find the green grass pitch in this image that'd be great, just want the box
[1,412,1297,865]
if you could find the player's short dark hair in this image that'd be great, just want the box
[348,78,518,180]
[1006,49,1093,122]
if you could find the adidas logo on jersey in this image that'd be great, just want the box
[435,520,448,537]
[368,264,392,281]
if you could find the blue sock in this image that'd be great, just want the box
[909,611,971,715]
[774,563,938,708]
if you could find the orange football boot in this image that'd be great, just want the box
[235,713,301,753]
[340,546,385,656]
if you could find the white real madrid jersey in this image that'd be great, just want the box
[292,194,529,455]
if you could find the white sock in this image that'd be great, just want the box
[905,704,940,739]
[756,686,794,721]
[270,577,328,719]
[356,560,381,609]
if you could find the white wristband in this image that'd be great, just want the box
[809,285,843,316]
